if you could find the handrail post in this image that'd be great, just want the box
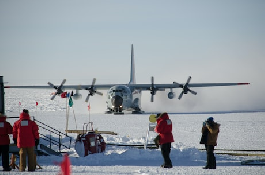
[69,137,72,149]
[50,131,52,149]
[59,134,61,152]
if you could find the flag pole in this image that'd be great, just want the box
[35,102,38,118]
[88,102,91,130]
[19,102,21,115]
[88,102,90,123]
[67,94,74,132]
[66,96,68,131]
[72,107,77,130]
[66,93,70,132]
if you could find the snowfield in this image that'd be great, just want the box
[2,89,265,174]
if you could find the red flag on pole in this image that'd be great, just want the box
[88,104,90,111]
[59,154,71,175]
[36,102,38,106]
[19,102,21,105]
[61,92,67,98]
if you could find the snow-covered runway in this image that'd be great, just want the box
[2,89,265,174]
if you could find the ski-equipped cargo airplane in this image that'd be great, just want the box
[4,44,249,114]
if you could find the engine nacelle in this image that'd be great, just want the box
[168,92,175,99]
[73,93,82,100]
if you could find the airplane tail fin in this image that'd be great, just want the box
[129,44,136,84]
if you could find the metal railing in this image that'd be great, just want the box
[33,117,72,153]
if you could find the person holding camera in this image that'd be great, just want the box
[200,117,220,169]
[154,112,174,168]
[13,109,39,172]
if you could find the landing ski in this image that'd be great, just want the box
[241,159,265,165]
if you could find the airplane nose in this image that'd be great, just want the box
[111,95,123,107]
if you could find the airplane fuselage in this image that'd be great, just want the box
[106,85,142,113]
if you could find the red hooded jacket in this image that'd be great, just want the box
[0,115,13,145]
[13,112,39,148]
[154,112,174,145]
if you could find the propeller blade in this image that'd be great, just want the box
[92,78,96,86]
[151,94,154,102]
[61,79,66,86]
[85,95,90,103]
[48,82,55,88]
[186,76,191,84]
[178,91,184,100]
[150,76,156,102]
[189,89,197,95]
[51,94,57,100]
[95,91,103,96]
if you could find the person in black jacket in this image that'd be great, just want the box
[200,117,220,169]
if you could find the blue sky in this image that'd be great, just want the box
[1,0,264,112]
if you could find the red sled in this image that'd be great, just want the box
[75,123,106,157]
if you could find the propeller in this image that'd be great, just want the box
[178,76,197,100]
[149,76,158,102]
[48,79,66,100]
[85,78,103,102]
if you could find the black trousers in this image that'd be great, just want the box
[0,145,10,170]
[161,142,172,166]
[205,145,216,168]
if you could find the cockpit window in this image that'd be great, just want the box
[113,90,122,92]
[108,86,131,99]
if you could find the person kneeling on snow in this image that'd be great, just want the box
[200,117,220,169]
[154,112,174,168]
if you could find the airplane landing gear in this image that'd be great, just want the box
[132,107,144,114]
[132,110,144,114]
[114,112,124,115]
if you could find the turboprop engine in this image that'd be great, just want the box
[73,93,82,100]
[168,92,176,99]
[72,90,82,100]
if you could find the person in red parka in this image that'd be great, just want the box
[13,109,39,172]
[0,113,13,171]
[154,112,174,168]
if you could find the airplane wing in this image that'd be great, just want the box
[4,84,115,89]
[4,82,249,90]
[4,76,250,101]
[128,76,250,100]
[130,82,250,89]
[185,83,250,87]
[4,84,118,90]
